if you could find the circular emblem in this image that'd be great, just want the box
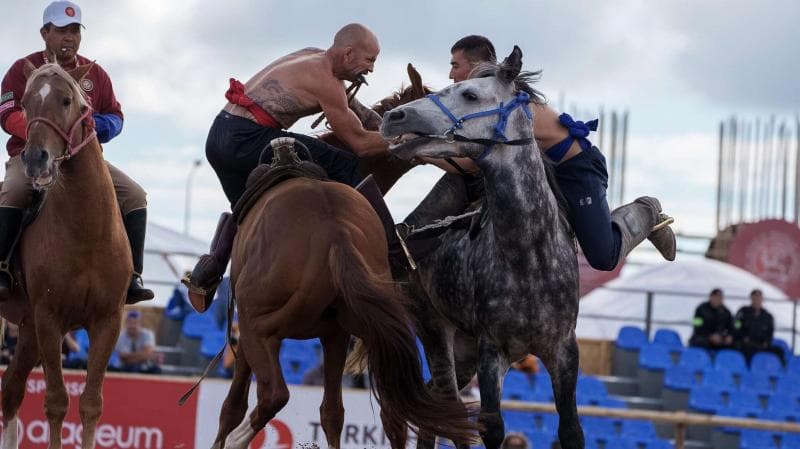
[249,420,293,449]
[727,219,800,297]
[65,7,75,17]
[79,79,94,92]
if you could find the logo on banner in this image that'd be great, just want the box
[249,420,293,449]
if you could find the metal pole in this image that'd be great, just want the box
[752,118,761,222]
[183,159,202,235]
[675,422,687,449]
[780,122,788,220]
[620,110,629,206]
[645,291,654,340]
[738,121,749,222]
[609,111,619,208]
[727,118,738,227]
[795,117,800,225]
[716,121,725,231]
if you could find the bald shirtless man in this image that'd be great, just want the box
[402,35,675,271]
[184,23,394,311]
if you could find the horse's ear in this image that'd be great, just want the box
[498,45,523,84]
[23,59,36,79]
[68,61,95,82]
[407,63,425,98]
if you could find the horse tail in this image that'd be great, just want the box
[329,240,477,444]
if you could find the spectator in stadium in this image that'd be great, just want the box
[0,322,19,364]
[62,330,85,369]
[689,288,735,350]
[115,310,163,374]
[501,432,530,449]
[734,289,785,364]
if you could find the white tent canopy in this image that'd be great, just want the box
[141,223,208,308]
[576,257,795,347]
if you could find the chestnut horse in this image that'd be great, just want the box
[211,138,475,449]
[0,64,130,449]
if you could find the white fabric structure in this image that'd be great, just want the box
[140,222,208,308]
[576,257,795,347]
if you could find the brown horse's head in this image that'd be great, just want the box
[320,63,432,193]
[20,62,94,189]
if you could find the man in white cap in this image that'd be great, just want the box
[0,1,154,304]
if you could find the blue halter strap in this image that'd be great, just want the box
[543,113,599,163]
[426,91,534,161]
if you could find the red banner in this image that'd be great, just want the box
[578,251,624,297]
[0,369,197,449]
[726,219,800,298]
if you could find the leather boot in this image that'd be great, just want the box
[182,212,237,312]
[124,208,155,304]
[0,207,24,301]
[611,196,676,264]
[356,175,412,277]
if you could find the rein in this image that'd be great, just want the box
[26,106,96,162]
[424,91,534,161]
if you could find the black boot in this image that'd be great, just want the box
[356,175,412,277]
[0,207,24,301]
[123,209,155,304]
[182,212,237,312]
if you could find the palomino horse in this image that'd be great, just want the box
[0,63,131,449]
[319,63,428,194]
[381,47,585,449]
[211,138,475,449]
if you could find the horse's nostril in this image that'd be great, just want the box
[388,110,406,121]
[39,150,49,162]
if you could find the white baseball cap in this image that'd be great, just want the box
[43,1,83,28]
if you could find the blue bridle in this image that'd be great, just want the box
[425,90,534,161]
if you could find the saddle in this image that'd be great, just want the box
[232,137,329,224]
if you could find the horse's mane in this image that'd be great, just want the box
[26,63,89,108]
[470,62,571,234]
[372,83,433,117]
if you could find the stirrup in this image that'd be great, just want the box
[652,215,675,232]
[181,274,219,313]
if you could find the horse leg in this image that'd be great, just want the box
[212,353,253,449]
[540,336,584,449]
[414,324,459,449]
[79,312,123,449]
[34,314,69,449]
[475,337,510,449]
[319,331,348,449]
[1,321,39,449]
[225,336,289,449]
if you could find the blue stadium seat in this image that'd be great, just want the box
[787,355,800,374]
[774,377,800,397]
[752,352,784,374]
[504,369,533,400]
[181,311,221,339]
[580,417,616,440]
[502,410,534,431]
[639,344,674,371]
[597,397,627,408]
[739,429,780,449]
[767,393,798,412]
[678,347,711,368]
[621,419,657,441]
[739,371,773,395]
[577,376,608,400]
[641,439,673,449]
[200,330,226,359]
[717,405,761,420]
[783,432,800,448]
[664,365,698,392]
[597,437,636,449]
[532,413,558,435]
[762,408,800,423]
[728,390,762,410]
[653,328,683,349]
[107,351,121,370]
[164,286,192,321]
[714,349,748,375]
[689,386,726,413]
[523,431,556,449]
[772,338,790,361]
[616,326,648,350]
[701,367,736,390]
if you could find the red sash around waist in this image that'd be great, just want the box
[225,78,281,128]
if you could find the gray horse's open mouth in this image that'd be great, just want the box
[387,133,435,159]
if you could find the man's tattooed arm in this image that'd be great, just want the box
[349,97,382,131]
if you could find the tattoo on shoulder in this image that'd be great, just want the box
[254,79,307,126]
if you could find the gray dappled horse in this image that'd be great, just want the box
[381,46,585,449]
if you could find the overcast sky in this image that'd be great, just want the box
[2,0,798,243]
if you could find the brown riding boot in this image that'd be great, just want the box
[611,196,676,263]
[182,212,237,312]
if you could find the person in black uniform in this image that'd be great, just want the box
[689,288,735,350]
[734,289,785,364]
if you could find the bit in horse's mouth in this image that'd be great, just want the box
[388,133,427,150]
[33,174,54,189]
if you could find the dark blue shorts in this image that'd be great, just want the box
[553,146,621,271]
[205,111,363,205]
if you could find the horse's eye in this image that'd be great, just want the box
[462,91,478,101]
[62,97,72,107]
